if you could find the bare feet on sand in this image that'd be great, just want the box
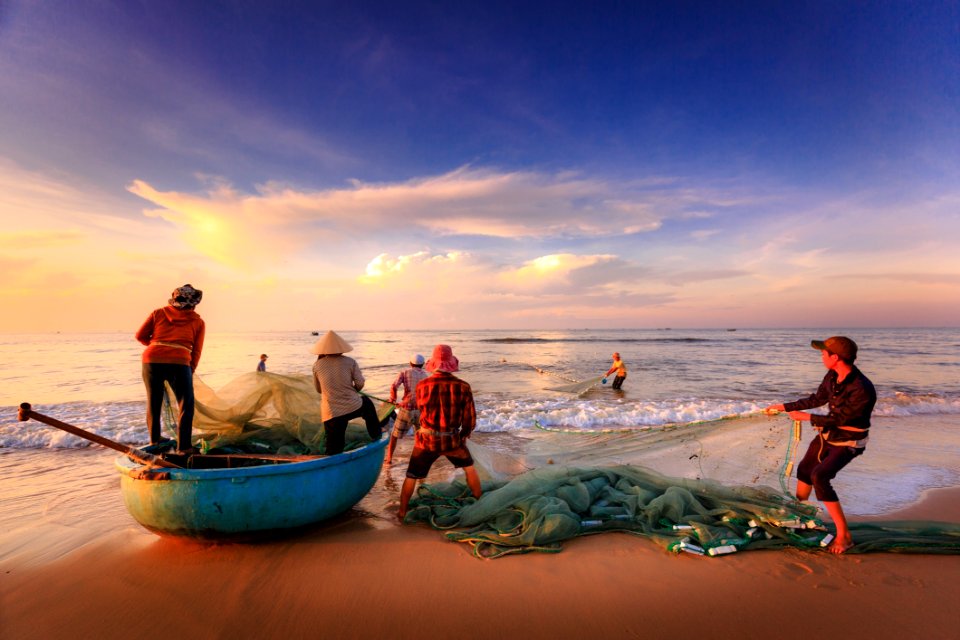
[828,538,854,554]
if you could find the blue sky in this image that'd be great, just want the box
[1,1,958,331]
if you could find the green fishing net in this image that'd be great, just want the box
[161,373,960,557]
[163,372,393,455]
[404,463,960,558]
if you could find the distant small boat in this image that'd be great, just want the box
[727,328,737,332]
[311,331,319,336]
[116,438,387,537]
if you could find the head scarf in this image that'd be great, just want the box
[169,284,203,309]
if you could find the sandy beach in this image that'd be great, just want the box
[3,0,959,632]
[2,443,959,640]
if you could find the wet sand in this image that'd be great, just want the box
[2,443,959,640]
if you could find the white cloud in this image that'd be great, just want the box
[126,166,755,271]
[4,155,960,331]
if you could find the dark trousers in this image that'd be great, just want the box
[612,375,626,390]
[323,396,382,455]
[796,436,863,502]
[142,363,194,449]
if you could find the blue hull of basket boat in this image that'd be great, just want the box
[115,438,387,537]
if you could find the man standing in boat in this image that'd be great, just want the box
[310,330,383,455]
[135,284,205,454]
[398,344,482,519]
[765,336,876,554]
[385,353,429,464]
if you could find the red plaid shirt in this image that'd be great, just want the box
[414,372,476,452]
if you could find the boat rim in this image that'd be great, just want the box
[115,436,388,480]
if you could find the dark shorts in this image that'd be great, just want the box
[796,436,864,503]
[405,444,474,479]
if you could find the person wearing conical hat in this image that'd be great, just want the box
[398,344,481,519]
[310,330,382,455]
[135,284,205,455]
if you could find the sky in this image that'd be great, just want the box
[1,1,958,332]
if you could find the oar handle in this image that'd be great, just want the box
[18,403,181,469]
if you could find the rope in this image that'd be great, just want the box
[501,358,581,384]
[359,390,396,405]
[534,410,785,485]
[533,411,756,435]
[779,419,802,495]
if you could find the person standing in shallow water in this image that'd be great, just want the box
[765,336,876,555]
[136,284,205,454]
[604,352,627,390]
[398,344,482,520]
[310,330,382,455]
[385,353,429,464]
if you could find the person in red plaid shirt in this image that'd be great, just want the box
[398,344,482,519]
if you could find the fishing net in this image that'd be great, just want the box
[414,408,960,558]
[404,464,960,559]
[162,372,393,455]
[161,372,960,557]
[544,375,605,395]
[506,358,604,395]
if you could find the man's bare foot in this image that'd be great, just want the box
[396,510,406,522]
[828,537,854,554]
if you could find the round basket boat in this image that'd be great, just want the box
[115,437,388,537]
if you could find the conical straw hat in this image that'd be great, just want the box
[309,330,353,355]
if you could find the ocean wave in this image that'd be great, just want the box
[2,390,959,449]
[476,398,766,432]
[873,392,960,417]
[479,336,745,344]
[0,401,144,450]
[476,391,960,432]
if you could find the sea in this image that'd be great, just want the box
[2,327,959,445]
[2,327,959,562]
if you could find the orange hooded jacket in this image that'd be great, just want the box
[136,306,206,371]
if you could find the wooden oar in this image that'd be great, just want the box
[18,402,182,469]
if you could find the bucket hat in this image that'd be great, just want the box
[425,344,459,373]
[410,354,425,366]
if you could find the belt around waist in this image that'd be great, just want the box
[828,436,869,449]
[826,426,869,449]
[836,425,868,439]
[151,341,192,352]
[418,426,459,437]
